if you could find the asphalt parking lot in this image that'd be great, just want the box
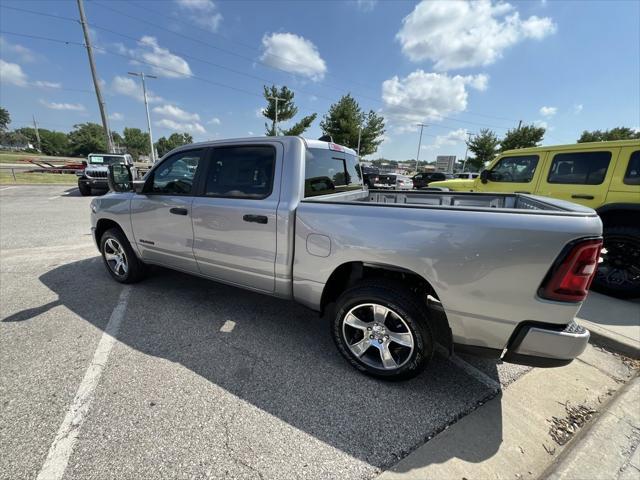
[1,185,535,480]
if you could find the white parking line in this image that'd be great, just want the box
[448,354,501,391]
[0,186,16,191]
[36,287,131,480]
[47,196,59,200]
[220,320,236,332]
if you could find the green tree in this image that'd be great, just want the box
[123,127,150,160]
[262,85,316,136]
[155,132,194,157]
[500,124,545,151]
[466,128,500,170]
[577,127,640,143]
[0,107,10,132]
[68,123,107,157]
[319,94,385,156]
[14,127,71,156]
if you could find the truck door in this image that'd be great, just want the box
[130,148,206,273]
[191,144,281,293]
[536,148,618,209]
[475,153,546,194]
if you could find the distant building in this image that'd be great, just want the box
[435,155,456,172]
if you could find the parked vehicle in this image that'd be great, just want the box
[430,140,640,298]
[394,174,414,190]
[412,172,455,189]
[93,136,601,380]
[360,165,380,189]
[77,153,135,196]
[374,174,413,189]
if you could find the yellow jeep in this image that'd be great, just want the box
[430,139,640,298]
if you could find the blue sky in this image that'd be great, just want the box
[1,0,638,162]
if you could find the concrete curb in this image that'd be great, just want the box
[582,318,640,359]
[544,375,640,480]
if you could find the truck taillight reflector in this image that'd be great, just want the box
[540,239,603,302]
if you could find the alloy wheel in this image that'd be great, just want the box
[104,238,128,277]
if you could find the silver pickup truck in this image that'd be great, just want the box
[91,136,602,380]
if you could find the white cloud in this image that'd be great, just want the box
[175,0,223,32]
[248,131,255,136]
[423,128,468,150]
[396,0,557,70]
[355,0,377,12]
[381,70,489,127]
[155,118,206,134]
[39,100,85,111]
[111,75,163,103]
[255,107,265,118]
[33,81,61,89]
[136,36,192,78]
[208,117,221,125]
[0,60,28,86]
[153,104,200,122]
[109,112,124,121]
[573,104,583,114]
[539,106,557,117]
[0,37,35,62]
[260,33,327,81]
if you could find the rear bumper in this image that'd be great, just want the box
[502,320,590,368]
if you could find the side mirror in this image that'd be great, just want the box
[107,164,133,192]
[133,180,146,193]
[480,169,490,184]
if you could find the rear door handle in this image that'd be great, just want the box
[243,214,268,224]
[169,207,189,215]
[571,194,594,200]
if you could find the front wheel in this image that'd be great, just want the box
[78,181,91,196]
[592,226,640,299]
[100,228,145,284]
[331,279,434,380]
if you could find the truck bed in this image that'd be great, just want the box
[308,189,597,216]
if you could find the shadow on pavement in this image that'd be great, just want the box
[578,291,640,326]
[6,258,505,471]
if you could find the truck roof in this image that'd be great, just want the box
[502,138,639,155]
[172,136,357,157]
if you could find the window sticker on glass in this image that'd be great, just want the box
[91,156,104,163]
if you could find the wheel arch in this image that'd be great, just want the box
[95,218,126,246]
[597,204,640,229]
[320,261,453,353]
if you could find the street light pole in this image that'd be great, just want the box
[356,125,362,156]
[415,123,427,173]
[267,96,286,136]
[128,72,157,162]
[462,132,476,172]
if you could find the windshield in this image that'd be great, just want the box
[88,155,127,166]
[304,147,362,197]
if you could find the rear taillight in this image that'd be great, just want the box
[539,238,603,302]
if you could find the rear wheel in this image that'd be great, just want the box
[592,226,640,299]
[100,228,145,284]
[78,181,91,196]
[331,279,434,380]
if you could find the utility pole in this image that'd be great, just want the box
[32,115,42,152]
[77,0,114,153]
[267,96,286,136]
[517,120,523,130]
[415,123,428,173]
[356,125,362,156]
[128,72,157,162]
[462,132,476,172]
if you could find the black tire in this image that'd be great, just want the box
[592,226,640,299]
[99,227,146,284]
[78,182,91,196]
[331,279,434,380]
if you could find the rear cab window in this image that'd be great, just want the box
[547,151,612,184]
[624,151,640,185]
[304,147,362,197]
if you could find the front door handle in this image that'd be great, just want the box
[243,214,268,224]
[571,194,594,200]
[170,207,189,215]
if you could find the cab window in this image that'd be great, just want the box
[624,151,640,185]
[489,155,539,183]
[150,149,202,195]
[304,148,362,197]
[547,151,611,185]
[205,145,275,199]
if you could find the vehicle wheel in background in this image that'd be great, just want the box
[331,279,434,380]
[78,182,91,196]
[99,228,146,284]
[592,226,640,299]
